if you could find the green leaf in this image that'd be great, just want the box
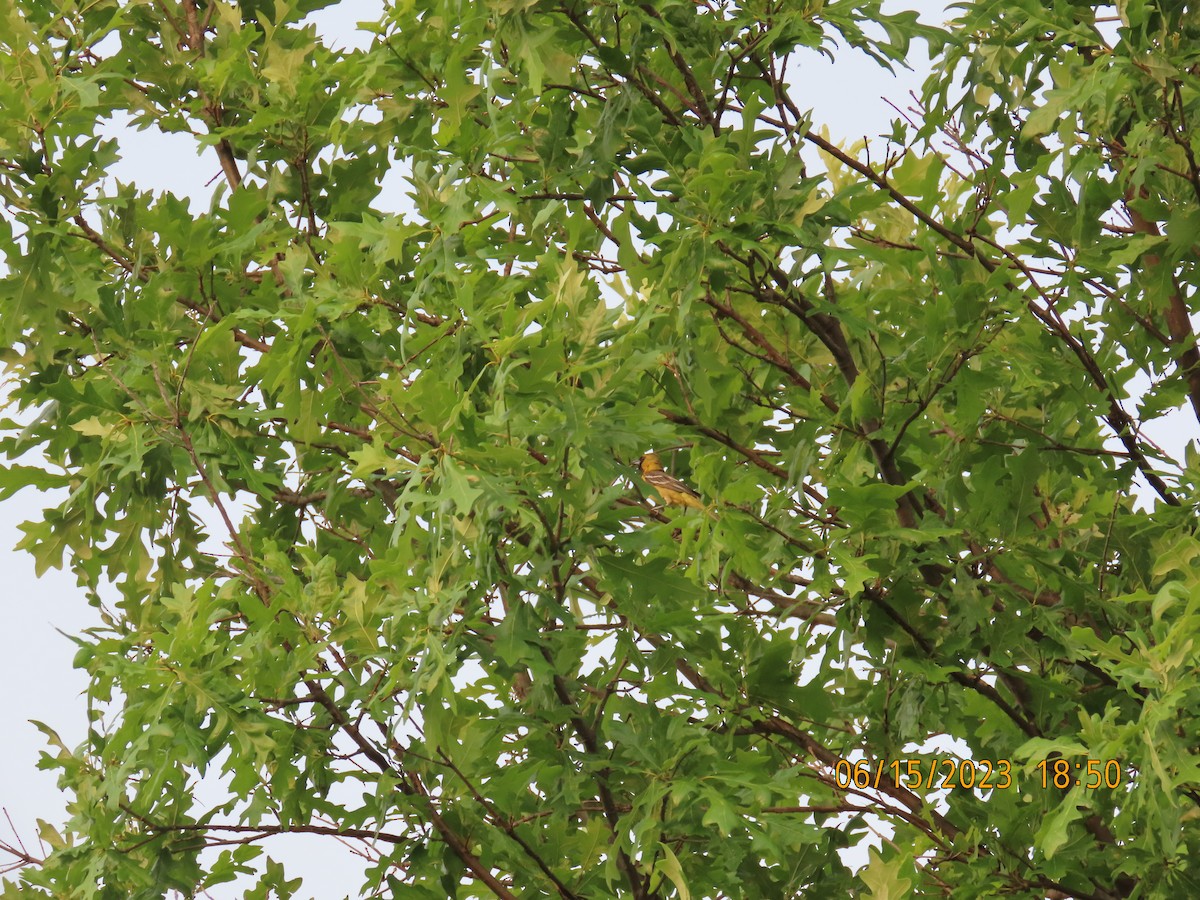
[860,849,913,900]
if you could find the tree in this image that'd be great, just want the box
[1,0,1199,896]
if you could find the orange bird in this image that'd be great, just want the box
[636,452,705,510]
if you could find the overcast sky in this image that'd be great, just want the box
[0,3,1006,896]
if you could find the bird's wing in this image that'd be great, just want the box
[642,468,701,498]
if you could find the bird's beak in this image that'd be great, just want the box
[632,456,643,469]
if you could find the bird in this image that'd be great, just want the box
[636,452,705,510]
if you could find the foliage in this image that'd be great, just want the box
[1,0,1200,897]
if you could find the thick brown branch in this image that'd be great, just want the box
[1124,196,1200,423]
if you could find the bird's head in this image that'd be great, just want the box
[636,451,662,473]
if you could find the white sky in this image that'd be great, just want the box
[1,2,1071,897]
